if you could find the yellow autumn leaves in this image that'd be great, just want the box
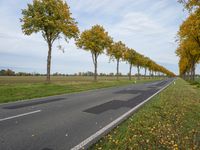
[177,0,200,81]
[91,79,200,150]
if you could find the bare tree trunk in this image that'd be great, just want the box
[190,68,192,81]
[149,70,151,79]
[186,71,190,80]
[92,53,98,81]
[116,59,119,80]
[144,67,147,79]
[94,54,97,81]
[193,66,196,81]
[183,73,186,80]
[137,65,140,80]
[46,42,52,83]
[129,64,132,80]
[191,64,195,81]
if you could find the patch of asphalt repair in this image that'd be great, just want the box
[83,80,168,114]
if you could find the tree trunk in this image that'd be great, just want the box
[149,70,151,79]
[183,73,186,80]
[144,67,147,79]
[191,64,195,81]
[116,59,119,80]
[91,53,98,81]
[137,65,140,80]
[129,64,132,80]
[46,42,52,83]
[186,71,190,80]
[193,66,195,81]
[94,54,98,81]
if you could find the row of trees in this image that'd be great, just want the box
[21,0,174,82]
[0,69,120,76]
[0,69,15,76]
[0,69,44,76]
[176,0,200,80]
[0,69,164,77]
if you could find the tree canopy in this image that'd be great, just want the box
[21,0,79,42]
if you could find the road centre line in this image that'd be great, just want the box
[0,110,42,122]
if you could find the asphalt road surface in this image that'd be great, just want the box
[0,78,174,150]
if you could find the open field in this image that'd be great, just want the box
[0,76,132,84]
[0,76,162,103]
[91,78,200,149]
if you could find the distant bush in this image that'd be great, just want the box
[0,69,15,76]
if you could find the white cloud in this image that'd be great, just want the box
[110,12,165,36]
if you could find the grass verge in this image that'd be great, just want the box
[91,78,200,149]
[0,76,160,103]
[189,77,200,88]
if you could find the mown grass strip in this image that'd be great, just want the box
[91,78,200,150]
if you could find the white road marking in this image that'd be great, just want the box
[71,79,175,150]
[0,110,41,122]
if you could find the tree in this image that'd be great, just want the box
[107,41,126,80]
[0,69,15,76]
[179,56,190,79]
[143,57,151,78]
[21,0,79,82]
[134,52,144,80]
[124,48,136,80]
[0,70,6,76]
[176,38,200,80]
[76,25,112,81]
[176,7,200,80]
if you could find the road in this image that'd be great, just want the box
[0,78,174,150]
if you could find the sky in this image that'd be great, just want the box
[0,0,195,75]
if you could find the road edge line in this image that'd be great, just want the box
[71,78,175,150]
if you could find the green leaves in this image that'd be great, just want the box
[124,48,137,65]
[76,25,112,55]
[107,41,126,61]
[21,0,79,42]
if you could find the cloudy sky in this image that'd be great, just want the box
[0,0,192,75]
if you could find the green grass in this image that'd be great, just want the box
[91,78,200,150]
[189,77,200,88]
[0,76,161,103]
